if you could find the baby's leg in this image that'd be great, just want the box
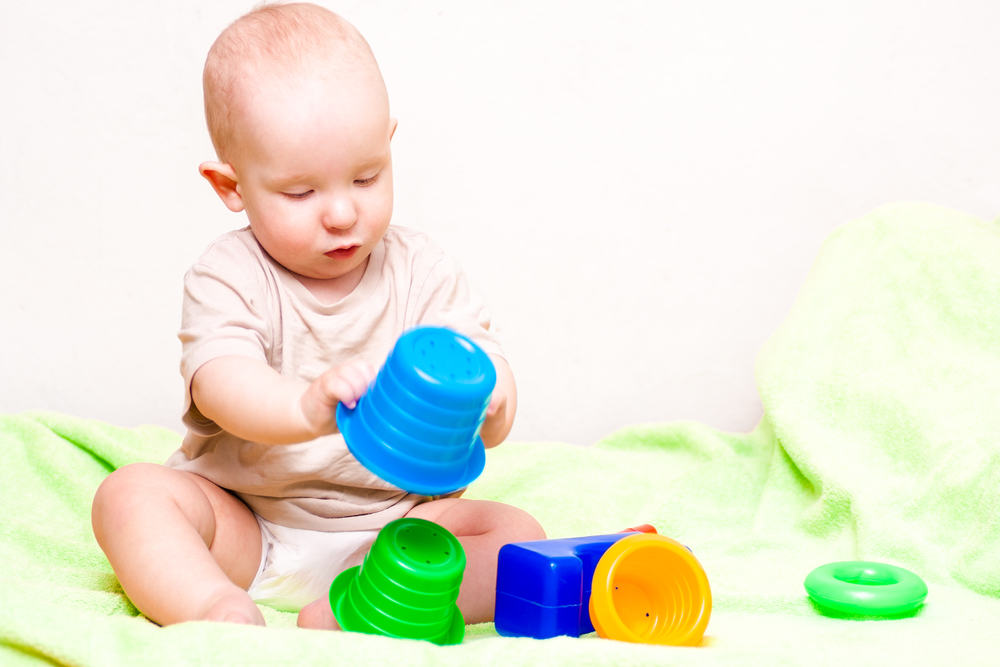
[297,498,544,629]
[406,498,545,623]
[91,462,264,626]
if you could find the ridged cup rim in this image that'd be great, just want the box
[358,386,481,461]
[365,376,486,446]
[588,534,712,646]
[378,360,490,425]
[338,401,486,495]
[330,566,465,644]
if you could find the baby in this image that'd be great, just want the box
[91,2,544,629]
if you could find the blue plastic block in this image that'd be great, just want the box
[494,533,632,639]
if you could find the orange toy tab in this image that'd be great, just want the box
[620,524,658,534]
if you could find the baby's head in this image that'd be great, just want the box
[203,2,388,165]
[200,3,396,292]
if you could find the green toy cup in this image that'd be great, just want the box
[329,518,466,645]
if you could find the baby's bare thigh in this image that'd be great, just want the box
[95,463,262,589]
[182,469,262,588]
[405,497,543,542]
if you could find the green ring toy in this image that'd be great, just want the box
[804,561,927,617]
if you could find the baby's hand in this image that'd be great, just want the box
[479,355,515,448]
[486,390,507,419]
[299,360,377,437]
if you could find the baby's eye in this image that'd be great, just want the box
[282,190,314,200]
[354,173,379,187]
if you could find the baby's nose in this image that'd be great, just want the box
[322,194,357,229]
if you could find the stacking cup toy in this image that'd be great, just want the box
[804,561,927,617]
[337,326,496,496]
[329,518,466,645]
[589,533,712,646]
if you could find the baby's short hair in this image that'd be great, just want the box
[203,2,379,162]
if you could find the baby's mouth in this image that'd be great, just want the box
[325,245,359,259]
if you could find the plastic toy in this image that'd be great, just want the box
[589,532,712,645]
[495,532,632,639]
[329,517,466,644]
[337,326,496,496]
[804,560,928,617]
[495,527,712,646]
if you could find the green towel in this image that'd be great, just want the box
[756,202,1000,596]
[2,202,999,665]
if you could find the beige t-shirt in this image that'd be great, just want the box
[165,225,502,531]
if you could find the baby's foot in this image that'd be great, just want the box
[200,585,266,625]
[297,596,339,630]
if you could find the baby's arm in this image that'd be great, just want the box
[479,355,517,448]
[191,356,376,445]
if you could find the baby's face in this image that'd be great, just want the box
[229,68,395,290]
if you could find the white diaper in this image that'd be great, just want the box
[247,516,379,612]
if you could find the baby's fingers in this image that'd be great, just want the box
[486,390,505,417]
[322,361,376,409]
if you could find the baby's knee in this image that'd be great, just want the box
[496,503,546,544]
[91,462,197,530]
[93,463,162,511]
[515,508,546,542]
[408,497,545,543]
[92,463,157,545]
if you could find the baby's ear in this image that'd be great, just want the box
[199,161,244,212]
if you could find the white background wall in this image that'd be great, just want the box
[2,1,998,444]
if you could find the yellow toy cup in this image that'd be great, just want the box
[588,533,712,646]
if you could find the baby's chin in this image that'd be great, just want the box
[292,256,372,300]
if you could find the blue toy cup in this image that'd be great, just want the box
[337,326,496,496]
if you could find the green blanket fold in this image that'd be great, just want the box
[756,202,1000,598]
[2,202,999,665]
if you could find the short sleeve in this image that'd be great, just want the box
[409,253,505,360]
[178,246,271,433]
